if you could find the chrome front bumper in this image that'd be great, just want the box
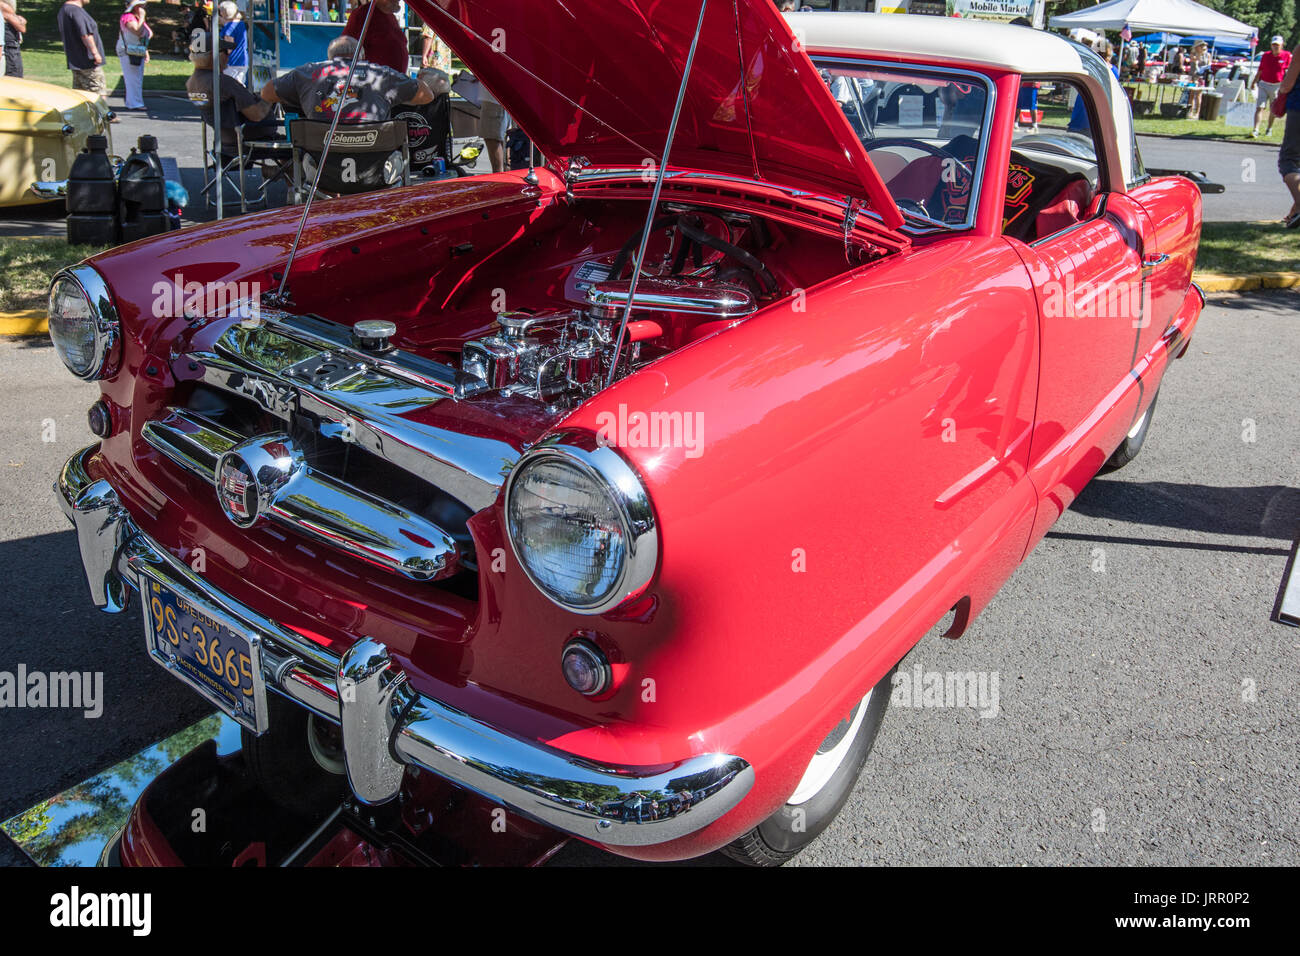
[57,446,754,847]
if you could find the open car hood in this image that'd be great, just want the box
[410,0,903,230]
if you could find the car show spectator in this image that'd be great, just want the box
[341,0,408,75]
[478,82,506,172]
[218,1,248,85]
[261,34,430,123]
[1253,36,1292,138]
[57,0,107,96]
[186,35,274,150]
[1277,40,1300,227]
[1167,44,1189,76]
[174,1,206,54]
[1,0,25,78]
[419,18,451,70]
[116,0,151,111]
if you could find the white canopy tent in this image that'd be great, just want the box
[1048,0,1258,40]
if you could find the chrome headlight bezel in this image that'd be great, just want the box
[504,433,658,615]
[48,264,120,381]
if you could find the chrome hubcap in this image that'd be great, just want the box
[1127,407,1149,440]
[788,692,870,806]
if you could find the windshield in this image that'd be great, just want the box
[813,60,992,229]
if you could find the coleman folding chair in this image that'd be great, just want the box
[288,119,410,204]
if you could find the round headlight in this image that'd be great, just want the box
[505,437,657,614]
[48,266,119,381]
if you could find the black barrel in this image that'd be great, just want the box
[66,134,118,246]
[119,135,169,242]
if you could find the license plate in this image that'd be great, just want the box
[139,570,268,733]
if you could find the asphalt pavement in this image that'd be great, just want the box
[1137,135,1295,224]
[0,290,1295,867]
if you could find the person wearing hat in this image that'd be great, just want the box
[116,0,151,110]
[186,33,274,152]
[1252,36,1292,138]
[217,1,247,85]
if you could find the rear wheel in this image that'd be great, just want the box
[1101,390,1158,472]
[722,665,896,866]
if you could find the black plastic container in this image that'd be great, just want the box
[119,135,169,243]
[66,134,118,246]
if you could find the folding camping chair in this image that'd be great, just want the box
[288,119,410,204]
[190,90,294,214]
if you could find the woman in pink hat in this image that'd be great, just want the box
[116,0,152,110]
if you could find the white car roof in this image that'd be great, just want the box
[787,12,1094,77]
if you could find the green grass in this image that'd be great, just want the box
[14,0,195,92]
[0,236,107,312]
[1195,221,1300,275]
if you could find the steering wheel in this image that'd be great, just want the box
[864,138,975,223]
[864,138,973,181]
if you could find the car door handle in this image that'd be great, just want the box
[1142,253,1170,276]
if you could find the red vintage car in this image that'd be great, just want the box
[50,5,1202,866]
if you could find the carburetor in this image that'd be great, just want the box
[459,310,609,402]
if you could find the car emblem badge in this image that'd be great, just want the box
[214,435,301,529]
[216,455,258,526]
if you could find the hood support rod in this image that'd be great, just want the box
[605,0,710,389]
[270,0,378,306]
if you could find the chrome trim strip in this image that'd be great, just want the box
[56,445,753,847]
[143,409,462,582]
[142,408,243,476]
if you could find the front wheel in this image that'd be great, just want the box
[722,665,896,866]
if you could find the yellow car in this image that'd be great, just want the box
[0,75,114,207]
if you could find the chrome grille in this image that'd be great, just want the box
[144,311,531,584]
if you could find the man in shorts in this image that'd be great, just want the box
[57,0,106,96]
[1277,41,1300,226]
[478,84,507,173]
[1253,36,1292,138]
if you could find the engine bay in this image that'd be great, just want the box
[282,195,854,409]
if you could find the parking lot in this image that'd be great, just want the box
[1,289,1295,867]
